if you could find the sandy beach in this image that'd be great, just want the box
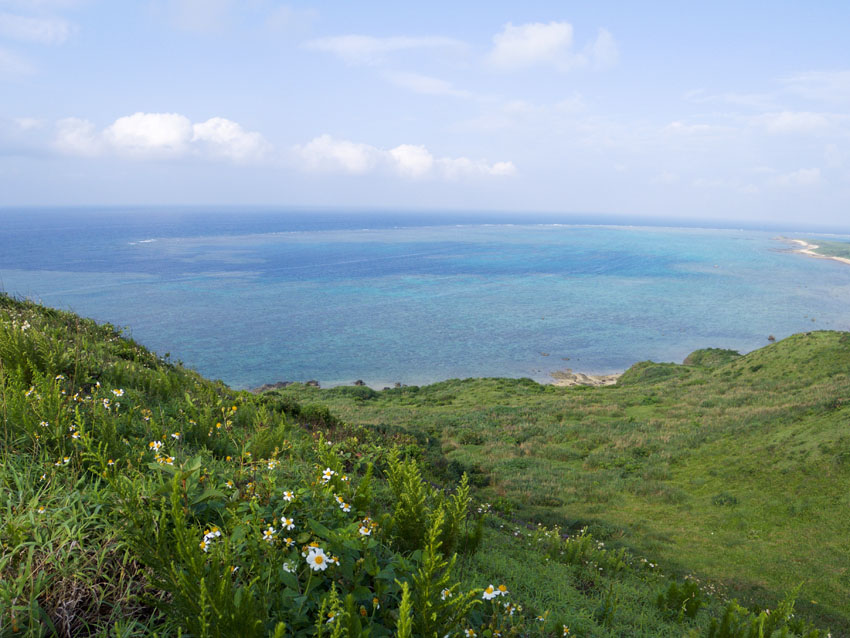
[550,369,621,387]
[786,238,850,266]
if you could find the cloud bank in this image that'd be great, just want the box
[54,112,270,162]
[487,21,617,71]
[294,134,515,179]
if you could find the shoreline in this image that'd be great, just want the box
[782,237,850,266]
[249,369,624,392]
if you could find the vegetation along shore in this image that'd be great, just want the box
[1,293,847,637]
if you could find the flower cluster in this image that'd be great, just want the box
[482,584,509,600]
[200,526,222,552]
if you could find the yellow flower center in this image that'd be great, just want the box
[314,555,324,564]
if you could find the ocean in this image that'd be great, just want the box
[2,207,849,389]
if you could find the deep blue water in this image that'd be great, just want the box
[2,207,849,389]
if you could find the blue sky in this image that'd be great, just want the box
[1,0,849,225]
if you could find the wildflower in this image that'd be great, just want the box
[102,398,110,408]
[373,597,380,609]
[497,584,509,596]
[503,602,516,615]
[55,374,65,381]
[335,494,344,504]
[537,616,546,622]
[320,467,336,483]
[37,505,46,515]
[230,565,239,573]
[340,502,351,512]
[107,459,115,467]
[563,626,570,636]
[225,480,234,489]
[20,320,30,330]
[39,420,48,428]
[216,422,222,429]
[282,490,294,501]
[225,455,232,461]
[71,432,80,440]
[54,456,70,466]
[283,562,295,573]
[95,381,101,388]
[200,539,211,552]
[341,475,349,482]
[148,440,163,452]
[26,386,35,397]
[306,547,329,571]
[267,459,278,470]
[40,473,46,481]
[441,588,452,601]
[171,432,181,440]
[69,424,76,432]
[280,517,295,530]
[465,630,476,638]
[359,525,371,536]
[159,456,175,466]
[326,613,336,624]
[262,526,276,542]
[283,537,295,547]
[483,585,498,600]
[329,555,340,565]
[112,388,124,397]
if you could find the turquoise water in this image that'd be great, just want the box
[2,209,849,388]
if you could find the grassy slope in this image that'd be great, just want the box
[276,333,850,633]
[0,295,840,636]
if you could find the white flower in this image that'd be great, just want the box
[358,525,371,536]
[440,588,452,600]
[112,388,124,397]
[262,526,276,542]
[306,548,329,571]
[482,585,498,600]
[148,440,163,452]
[320,468,336,483]
[267,460,278,470]
[282,490,295,501]
[171,432,181,440]
[340,502,351,512]
[496,584,509,596]
[283,561,295,573]
[39,421,49,428]
[280,517,295,530]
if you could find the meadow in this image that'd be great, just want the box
[0,293,843,636]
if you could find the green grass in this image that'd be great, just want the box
[809,239,850,260]
[0,294,838,637]
[277,332,850,634]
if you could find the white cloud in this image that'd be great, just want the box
[0,11,74,44]
[384,71,472,98]
[755,111,831,134]
[54,117,101,156]
[389,144,434,177]
[305,34,466,66]
[104,112,193,155]
[53,112,269,162]
[192,117,270,161]
[295,134,381,174]
[487,21,616,71]
[294,134,515,179]
[769,167,822,187]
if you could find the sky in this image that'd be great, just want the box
[1,0,850,226]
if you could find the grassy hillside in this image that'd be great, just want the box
[0,294,840,637]
[276,333,850,634]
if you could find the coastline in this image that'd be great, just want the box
[783,237,850,266]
